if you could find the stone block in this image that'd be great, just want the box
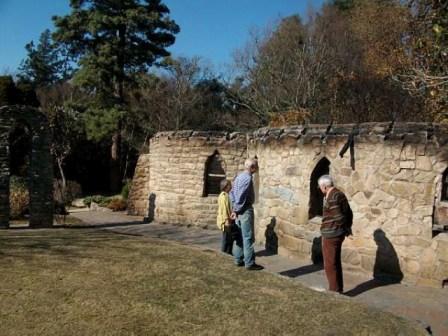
[416,156,433,171]
[400,161,416,169]
[434,261,448,281]
[369,189,395,207]
[404,259,420,275]
[389,181,419,200]
[360,255,375,273]
[342,248,361,266]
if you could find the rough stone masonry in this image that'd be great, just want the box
[128,123,448,288]
[0,105,53,228]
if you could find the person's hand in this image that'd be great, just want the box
[230,212,237,220]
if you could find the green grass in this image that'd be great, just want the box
[0,229,425,336]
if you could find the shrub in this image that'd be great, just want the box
[9,176,29,219]
[121,179,132,200]
[53,180,83,205]
[107,198,127,211]
[83,195,111,207]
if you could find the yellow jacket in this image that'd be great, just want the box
[217,191,232,231]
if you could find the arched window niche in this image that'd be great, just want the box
[309,157,331,219]
[203,150,226,197]
[434,167,448,236]
[441,168,448,202]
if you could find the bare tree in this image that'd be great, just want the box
[229,15,330,125]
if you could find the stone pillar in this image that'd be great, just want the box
[0,121,10,228]
[0,106,53,228]
[29,123,53,228]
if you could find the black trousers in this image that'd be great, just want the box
[221,225,237,255]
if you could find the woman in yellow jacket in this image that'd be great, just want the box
[217,179,235,254]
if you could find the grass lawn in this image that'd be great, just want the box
[9,215,85,227]
[0,229,424,336]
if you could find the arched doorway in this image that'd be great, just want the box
[203,150,226,196]
[0,105,53,228]
[309,157,330,219]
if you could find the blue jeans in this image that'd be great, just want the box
[233,207,255,267]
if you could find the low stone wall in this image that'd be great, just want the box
[129,123,448,287]
[133,131,247,228]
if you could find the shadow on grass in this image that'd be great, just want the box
[4,221,148,230]
[0,228,145,259]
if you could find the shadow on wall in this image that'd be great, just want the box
[373,229,403,280]
[257,217,278,256]
[311,236,323,264]
[278,236,324,278]
[265,217,278,254]
[146,193,156,223]
[344,229,403,297]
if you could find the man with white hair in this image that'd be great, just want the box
[318,174,353,293]
[230,158,263,271]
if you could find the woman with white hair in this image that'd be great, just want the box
[318,174,353,293]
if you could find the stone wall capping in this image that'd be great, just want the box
[174,130,194,138]
[229,132,243,139]
[150,122,447,146]
[279,127,303,140]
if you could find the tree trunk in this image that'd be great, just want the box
[110,130,122,193]
[56,157,67,203]
[110,25,126,193]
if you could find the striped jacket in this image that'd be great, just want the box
[321,188,353,238]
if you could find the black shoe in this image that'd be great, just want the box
[235,262,244,267]
[246,263,264,271]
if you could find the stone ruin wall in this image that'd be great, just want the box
[252,123,448,288]
[129,131,247,227]
[128,123,448,287]
[0,106,53,228]
[127,153,150,217]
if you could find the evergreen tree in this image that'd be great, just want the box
[0,76,39,107]
[52,0,179,191]
[0,76,19,106]
[18,29,67,87]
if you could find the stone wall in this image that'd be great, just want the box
[130,131,247,228]
[251,123,448,287]
[127,154,150,217]
[0,105,53,228]
[129,123,448,287]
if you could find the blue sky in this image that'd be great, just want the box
[0,0,325,75]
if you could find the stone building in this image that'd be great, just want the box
[128,123,448,288]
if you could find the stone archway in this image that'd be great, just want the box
[308,157,330,219]
[0,105,53,228]
[203,150,226,197]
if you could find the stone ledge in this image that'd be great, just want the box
[150,122,448,145]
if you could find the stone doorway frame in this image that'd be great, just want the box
[308,157,331,219]
[0,105,53,228]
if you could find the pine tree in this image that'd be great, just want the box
[18,29,66,87]
[52,0,179,191]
